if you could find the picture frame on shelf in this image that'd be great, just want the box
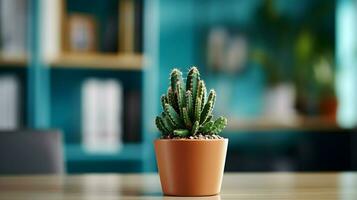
[66,14,97,53]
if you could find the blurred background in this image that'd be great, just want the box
[0,0,356,173]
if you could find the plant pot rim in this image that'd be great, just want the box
[155,138,228,142]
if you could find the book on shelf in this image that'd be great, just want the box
[134,0,143,53]
[0,75,20,130]
[123,90,141,142]
[81,78,123,153]
[0,0,27,58]
[102,15,118,53]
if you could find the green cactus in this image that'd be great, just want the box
[194,97,202,123]
[200,81,207,111]
[206,115,213,122]
[174,129,190,137]
[199,121,214,133]
[176,82,186,116]
[155,116,168,135]
[160,95,168,110]
[161,112,175,133]
[182,107,192,128]
[185,91,193,119]
[191,121,199,135]
[200,90,216,124]
[211,117,228,134]
[164,103,184,128]
[155,67,227,138]
[170,69,183,93]
[186,67,200,102]
[167,87,178,112]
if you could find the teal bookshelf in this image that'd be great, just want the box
[66,143,142,162]
[0,0,147,173]
[65,143,143,173]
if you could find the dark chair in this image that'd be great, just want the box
[0,130,64,174]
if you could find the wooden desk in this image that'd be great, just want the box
[0,173,357,199]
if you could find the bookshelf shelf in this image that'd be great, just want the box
[65,143,143,162]
[50,53,143,70]
[0,55,27,67]
[225,116,341,132]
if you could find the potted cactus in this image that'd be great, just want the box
[154,67,228,196]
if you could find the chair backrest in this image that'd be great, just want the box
[0,130,64,174]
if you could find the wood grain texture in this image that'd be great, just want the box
[0,173,357,199]
[0,53,27,67]
[50,53,142,70]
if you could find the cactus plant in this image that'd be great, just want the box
[155,67,227,138]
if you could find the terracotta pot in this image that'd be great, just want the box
[154,139,228,196]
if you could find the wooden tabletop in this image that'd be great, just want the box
[0,173,357,199]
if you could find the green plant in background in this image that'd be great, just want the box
[155,67,227,138]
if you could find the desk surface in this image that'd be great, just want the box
[0,173,357,199]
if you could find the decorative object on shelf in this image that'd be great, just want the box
[264,83,297,124]
[312,57,337,120]
[81,78,123,153]
[154,67,228,196]
[123,91,142,142]
[0,75,20,130]
[67,14,97,53]
[0,0,27,59]
[42,0,143,69]
[207,27,248,74]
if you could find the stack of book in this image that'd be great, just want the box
[0,0,27,58]
[81,78,123,153]
[0,75,19,130]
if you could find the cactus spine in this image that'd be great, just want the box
[156,67,227,138]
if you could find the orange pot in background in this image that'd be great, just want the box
[320,96,337,121]
[154,139,228,196]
